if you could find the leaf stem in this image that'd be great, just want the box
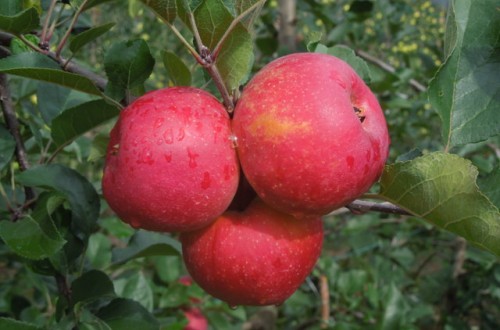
[212,0,267,60]
[167,7,235,111]
[187,10,204,53]
[165,21,202,63]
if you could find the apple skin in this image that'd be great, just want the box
[232,53,390,217]
[180,198,323,306]
[102,87,239,232]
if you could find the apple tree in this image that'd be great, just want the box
[0,0,499,328]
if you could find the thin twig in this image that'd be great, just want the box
[179,7,235,111]
[18,34,47,53]
[356,49,427,93]
[346,199,412,215]
[277,0,297,51]
[55,0,90,58]
[0,71,36,203]
[319,275,330,329]
[187,10,204,54]
[164,21,202,63]
[40,0,59,50]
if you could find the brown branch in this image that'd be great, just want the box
[319,275,330,329]
[452,237,467,279]
[55,272,73,313]
[278,0,297,51]
[356,49,427,93]
[346,200,412,216]
[0,49,36,203]
[0,32,107,91]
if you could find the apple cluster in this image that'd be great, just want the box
[102,53,390,306]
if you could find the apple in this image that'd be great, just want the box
[102,87,239,232]
[182,307,208,330]
[180,198,323,306]
[178,275,208,330]
[232,53,390,217]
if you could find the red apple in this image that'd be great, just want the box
[180,198,323,306]
[102,87,239,232]
[178,275,208,330]
[182,307,208,330]
[232,53,390,217]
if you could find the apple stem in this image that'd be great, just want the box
[166,1,267,113]
[198,46,235,112]
[173,11,234,112]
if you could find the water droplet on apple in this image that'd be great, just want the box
[187,148,199,168]
[163,128,174,144]
[229,135,238,148]
[129,218,141,229]
[137,148,154,165]
[177,128,185,141]
[154,117,164,128]
[346,156,354,170]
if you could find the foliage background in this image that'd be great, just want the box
[0,0,499,329]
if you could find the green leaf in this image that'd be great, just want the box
[96,298,159,330]
[380,284,406,330]
[84,0,116,10]
[104,39,155,101]
[114,272,153,312]
[194,0,254,91]
[78,309,113,330]
[234,0,266,29]
[88,133,110,163]
[314,44,371,83]
[479,167,500,210]
[36,83,96,124]
[139,0,177,23]
[70,23,115,54]
[112,230,181,265]
[0,125,15,171]
[71,270,116,308]
[10,35,39,54]
[379,152,500,257]
[0,7,39,34]
[0,215,66,260]
[0,317,42,330]
[0,1,22,16]
[0,53,103,96]
[162,51,191,86]
[16,164,100,237]
[51,99,120,146]
[428,0,500,149]
[87,232,112,269]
